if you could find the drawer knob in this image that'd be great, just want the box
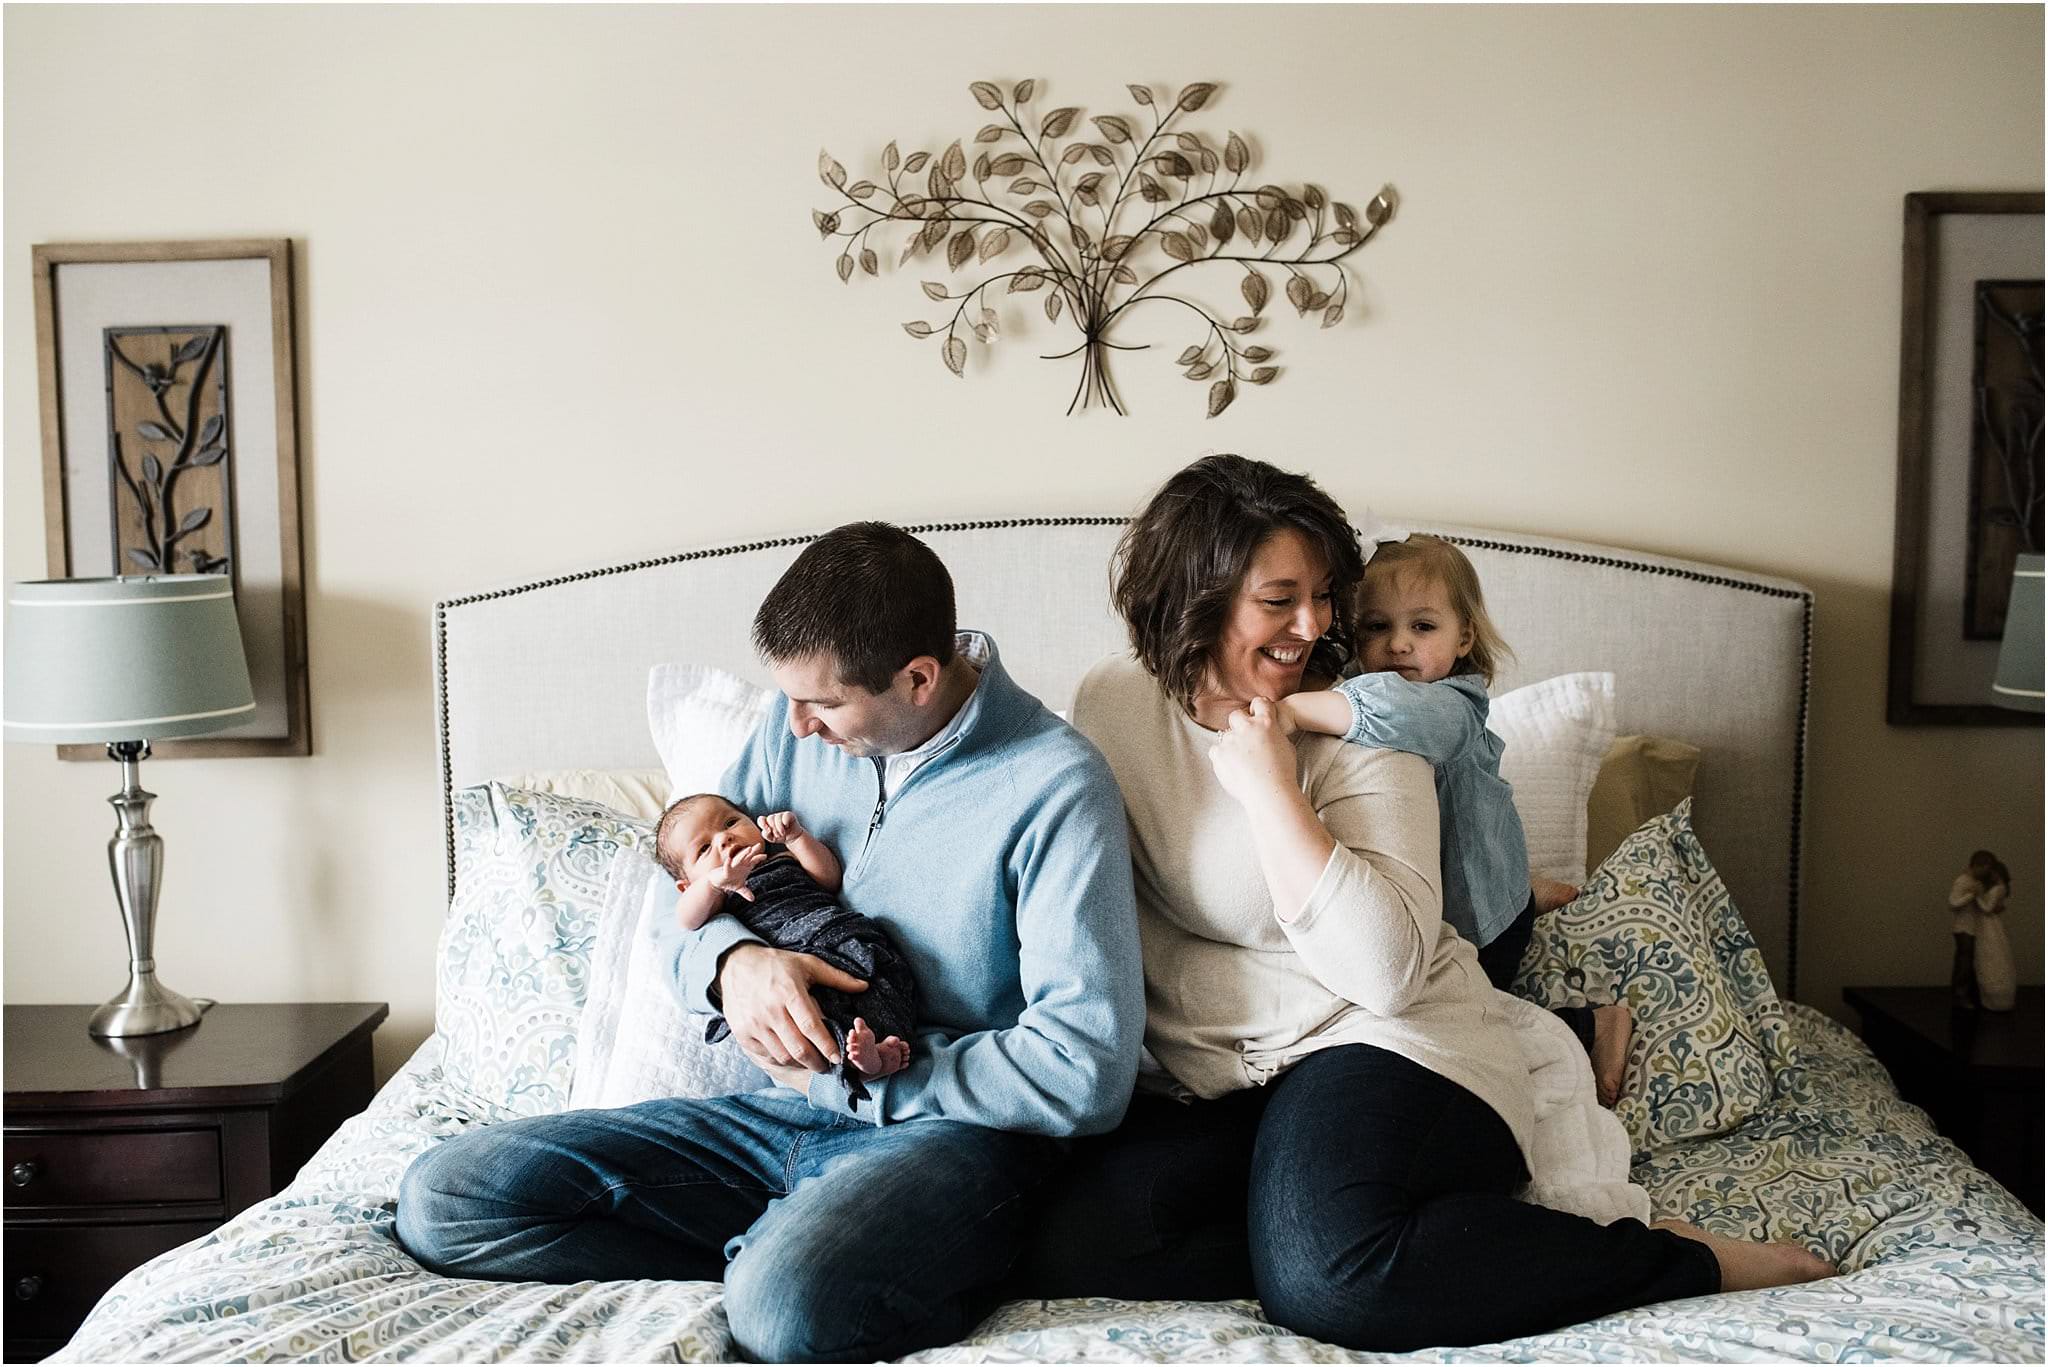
[8,1159,37,1188]
[13,1274,42,1302]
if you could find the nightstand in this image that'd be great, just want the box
[1843,985,2043,1216]
[3,1001,387,1363]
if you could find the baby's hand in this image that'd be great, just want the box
[708,842,767,900]
[757,811,806,845]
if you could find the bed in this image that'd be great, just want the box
[50,519,2045,1363]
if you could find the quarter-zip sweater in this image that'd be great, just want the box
[656,632,1144,1136]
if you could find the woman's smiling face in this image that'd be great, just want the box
[1205,527,1333,708]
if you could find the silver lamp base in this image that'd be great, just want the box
[90,739,207,1038]
[88,974,203,1038]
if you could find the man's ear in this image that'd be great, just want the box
[898,654,944,703]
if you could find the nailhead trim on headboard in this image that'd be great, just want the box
[437,518,1813,998]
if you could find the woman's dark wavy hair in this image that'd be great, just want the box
[1112,454,1365,710]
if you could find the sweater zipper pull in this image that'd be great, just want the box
[859,758,886,860]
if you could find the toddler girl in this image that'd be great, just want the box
[1278,533,1632,1104]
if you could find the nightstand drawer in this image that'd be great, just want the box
[3,1220,215,1341]
[5,1128,222,1208]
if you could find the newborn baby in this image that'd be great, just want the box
[654,793,917,1106]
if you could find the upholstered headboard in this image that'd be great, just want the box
[436,518,1812,997]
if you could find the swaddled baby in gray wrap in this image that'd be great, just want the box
[654,793,916,1108]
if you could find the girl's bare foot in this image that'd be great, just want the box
[845,1016,911,1079]
[1651,1219,1835,1291]
[1591,1003,1633,1106]
[1532,878,1581,913]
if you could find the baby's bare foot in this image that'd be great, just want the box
[846,1018,880,1074]
[846,1017,911,1079]
[1592,1003,1633,1107]
[1651,1218,1835,1291]
[1532,878,1581,914]
[874,1034,910,1076]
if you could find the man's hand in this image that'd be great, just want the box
[757,810,806,845]
[718,943,868,1073]
[755,1057,821,1092]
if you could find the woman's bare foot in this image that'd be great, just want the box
[1591,1003,1633,1106]
[1532,878,1581,913]
[1651,1219,1835,1291]
[845,1016,911,1079]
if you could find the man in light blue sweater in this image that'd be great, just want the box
[397,523,1143,1363]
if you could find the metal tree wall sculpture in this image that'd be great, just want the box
[813,80,1395,416]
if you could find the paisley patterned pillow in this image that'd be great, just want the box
[1514,797,1804,1159]
[438,782,653,1116]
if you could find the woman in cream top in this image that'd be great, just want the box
[1015,454,1831,1350]
[1074,650,1534,1145]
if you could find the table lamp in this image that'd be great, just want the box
[4,575,254,1036]
[1992,553,2043,713]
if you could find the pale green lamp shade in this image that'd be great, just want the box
[1993,553,2043,713]
[4,576,255,744]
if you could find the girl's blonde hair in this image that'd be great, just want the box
[1359,534,1514,685]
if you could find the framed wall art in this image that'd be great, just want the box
[33,239,310,757]
[1888,192,2043,726]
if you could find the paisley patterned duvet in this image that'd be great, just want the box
[51,1004,2044,1363]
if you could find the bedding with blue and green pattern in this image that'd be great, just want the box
[50,786,2043,1363]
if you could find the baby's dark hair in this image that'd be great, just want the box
[653,793,737,882]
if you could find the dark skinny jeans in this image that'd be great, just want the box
[1009,1043,1718,1352]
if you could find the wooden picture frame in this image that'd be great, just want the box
[1888,193,2044,727]
[33,239,310,757]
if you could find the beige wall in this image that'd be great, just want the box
[6,4,2041,1082]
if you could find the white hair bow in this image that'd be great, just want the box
[1356,509,1411,563]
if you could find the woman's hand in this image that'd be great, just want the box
[1207,697,1299,808]
[1207,696,1334,924]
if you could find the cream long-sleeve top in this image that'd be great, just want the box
[1074,653,1536,1164]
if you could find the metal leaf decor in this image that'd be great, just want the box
[104,326,235,576]
[812,80,1396,416]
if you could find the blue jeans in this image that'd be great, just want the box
[395,1089,1060,1362]
[1011,1044,1719,1350]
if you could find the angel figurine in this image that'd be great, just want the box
[1949,850,2016,1011]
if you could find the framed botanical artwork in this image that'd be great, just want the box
[32,239,310,757]
[1888,192,2043,727]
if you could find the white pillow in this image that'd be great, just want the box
[648,663,773,803]
[570,846,770,1109]
[500,768,670,821]
[1487,672,1618,886]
